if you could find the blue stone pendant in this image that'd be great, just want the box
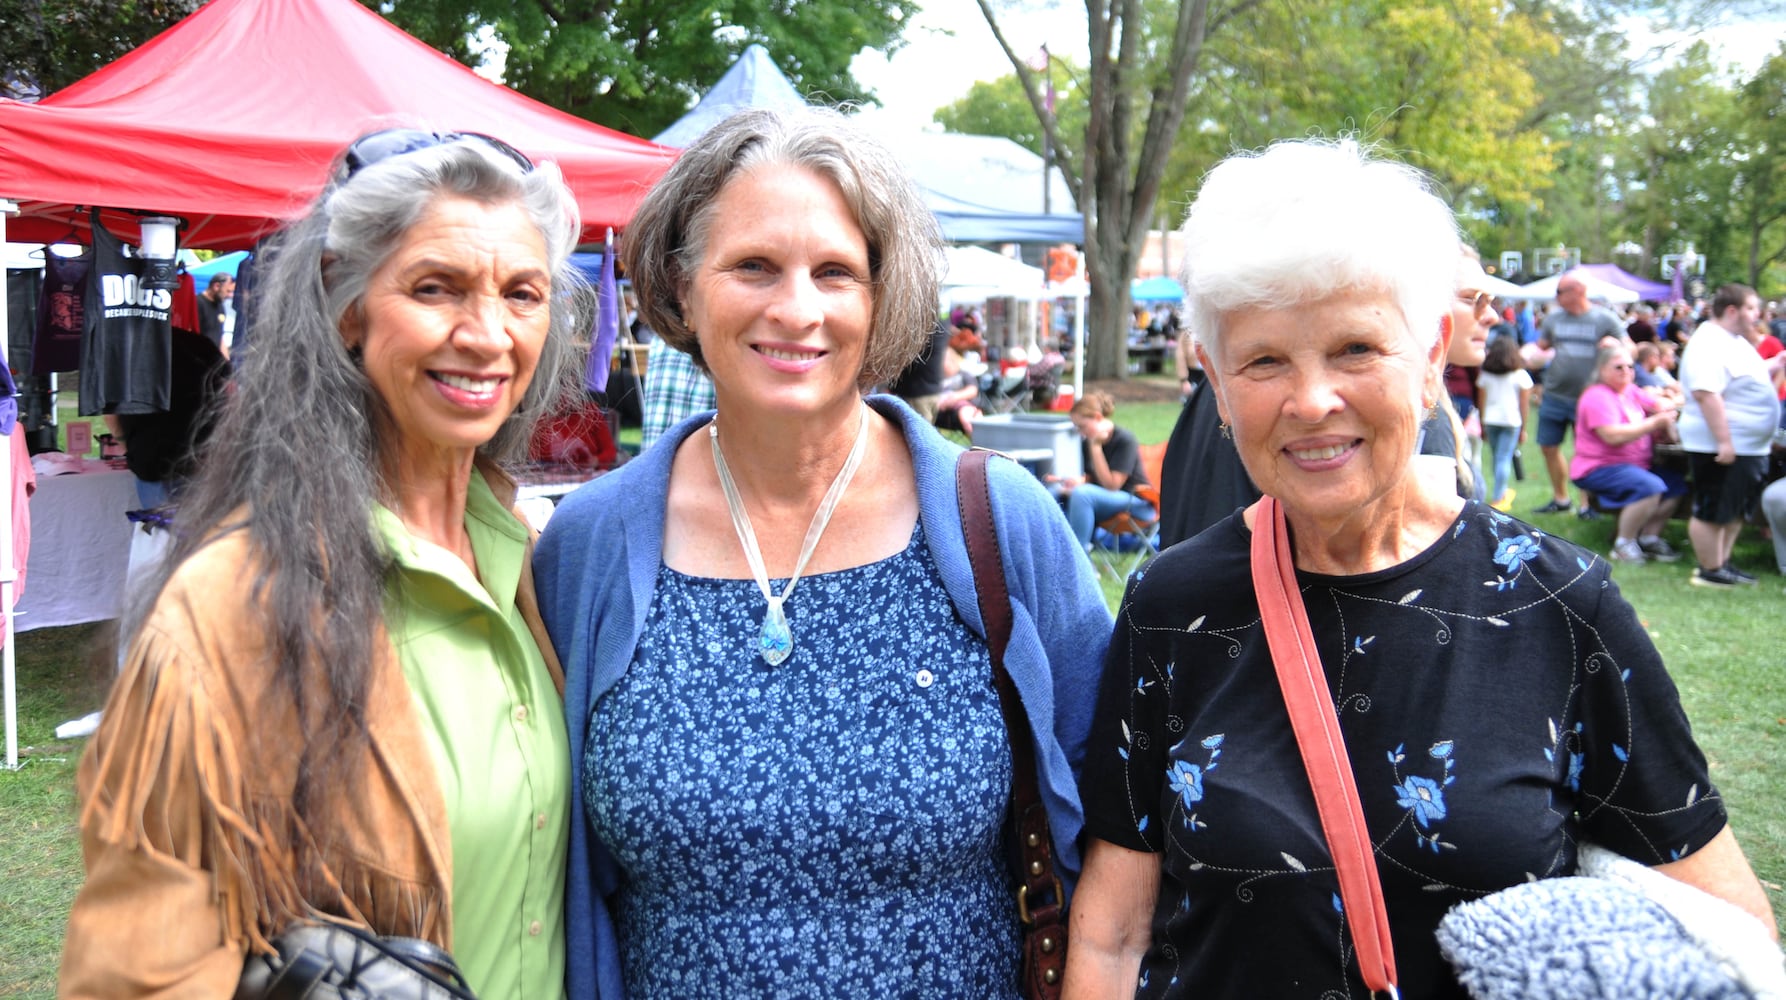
[759,600,792,666]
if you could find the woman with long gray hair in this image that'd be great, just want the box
[60,129,589,999]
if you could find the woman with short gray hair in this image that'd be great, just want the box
[1066,138,1773,998]
[61,130,588,999]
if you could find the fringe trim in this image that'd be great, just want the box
[80,624,447,954]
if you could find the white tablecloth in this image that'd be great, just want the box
[15,466,140,632]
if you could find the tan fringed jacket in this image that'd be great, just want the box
[58,470,563,999]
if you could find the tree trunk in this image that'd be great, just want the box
[977,0,1219,381]
[1085,241,1134,380]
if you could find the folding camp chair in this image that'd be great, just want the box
[979,360,1031,415]
[1091,442,1169,584]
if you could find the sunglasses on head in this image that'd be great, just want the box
[1456,290,1494,314]
[342,128,534,178]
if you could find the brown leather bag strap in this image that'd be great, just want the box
[1250,495,1399,998]
[956,448,1066,998]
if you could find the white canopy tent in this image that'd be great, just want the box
[940,246,1093,401]
[1477,272,1527,298]
[941,245,1047,300]
[1499,271,1640,304]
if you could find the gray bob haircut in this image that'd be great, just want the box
[623,106,944,389]
[1176,138,1460,359]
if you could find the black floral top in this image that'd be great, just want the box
[1082,501,1726,998]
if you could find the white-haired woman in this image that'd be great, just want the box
[1063,139,1774,999]
[61,130,588,999]
[536,108,1111,998]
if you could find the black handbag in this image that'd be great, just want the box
[235,920,478,1000]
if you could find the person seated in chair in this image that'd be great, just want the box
[1570,344,1686,564]
[932,347,983,436]
[1047,391,1154,552]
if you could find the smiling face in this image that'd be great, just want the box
[680,164,873,425]
[1200,288,1443,524]
[350,195,551,476]
[1447,256,1495,367]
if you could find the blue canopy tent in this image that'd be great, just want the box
[928,189,1083,244]
[653,44,808,148]
[654,46,1082,245]
[1132,275,1185,302]
[183,249,249,281]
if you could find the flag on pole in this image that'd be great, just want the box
[584,228,619,393]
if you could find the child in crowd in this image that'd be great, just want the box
[1478,334,1534,512]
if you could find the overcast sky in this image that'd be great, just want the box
[850,2,1087,130]
[851,2,1784,131]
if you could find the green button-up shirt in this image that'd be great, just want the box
[375,472,568,1000]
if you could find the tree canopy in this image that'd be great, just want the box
[364,0,920,137]
[0,0,199,98]
[965,0,1786,370]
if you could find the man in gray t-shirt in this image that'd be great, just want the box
[1530,276,1625,515]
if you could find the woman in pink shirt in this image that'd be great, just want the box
[1571,344,1687,563]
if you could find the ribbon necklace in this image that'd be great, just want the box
[710,405,870,666]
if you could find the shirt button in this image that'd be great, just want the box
[513,705,529,722]
[915,669,934,688]
[535,812,548,830]
[528,920,542,937]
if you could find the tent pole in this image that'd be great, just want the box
[2,198,19,771]
[1073,251,1086,402]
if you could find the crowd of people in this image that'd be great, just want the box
[53,109,1781,1000]
[1435,277,1786,587]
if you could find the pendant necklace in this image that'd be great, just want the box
[710,406,869,666]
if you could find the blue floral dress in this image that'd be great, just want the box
[1082,501,1727,999]
[583,524,1021,998]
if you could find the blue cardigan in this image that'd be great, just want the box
[535,396,1113,999]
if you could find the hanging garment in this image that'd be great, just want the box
[80,211,172,416]
[9,427,35,607]
[169,270,199,336]
[229,251,258,361]
[32,250,88,375]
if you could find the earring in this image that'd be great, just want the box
[1219,421,1232,440]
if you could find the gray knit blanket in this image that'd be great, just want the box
[1436,845,1785,1000]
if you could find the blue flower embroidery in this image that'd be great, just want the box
[1394,774,1448,828]
[1168,760,1204,810]
[1567,751,1585,792]
[1493,534,1541,574]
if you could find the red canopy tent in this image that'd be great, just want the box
[0,0,679,767]
[0,0,676,249]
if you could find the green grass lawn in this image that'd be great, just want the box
[1,382,1779,995]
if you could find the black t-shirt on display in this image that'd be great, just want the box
[80,212,172,416]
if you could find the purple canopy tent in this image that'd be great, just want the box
[1571,264,1673,301]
